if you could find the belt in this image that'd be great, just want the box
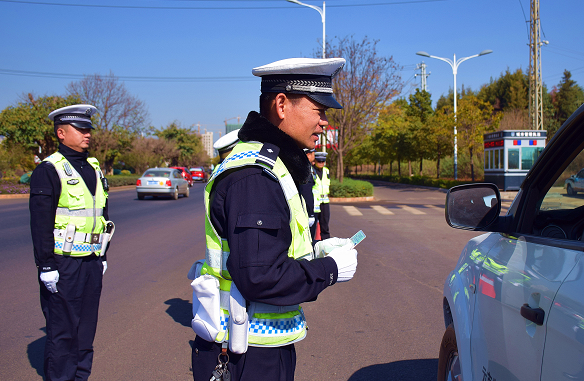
[53,229,106,243]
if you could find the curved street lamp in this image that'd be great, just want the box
[416,50,493,180]
[286,0,326,59]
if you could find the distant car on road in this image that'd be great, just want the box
[170,166,194,187]
[564,169,584,195]
[440,104,584,381]
[136,168,189,200]
[189,167,207,182]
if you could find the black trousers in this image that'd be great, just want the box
[318,202,331,239]
[192,336,296,381]
[39,255,104,381]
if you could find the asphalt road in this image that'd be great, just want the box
[0,182,483,381]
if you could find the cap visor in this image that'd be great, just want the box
[69,121,94,130]
[306,93,343,109]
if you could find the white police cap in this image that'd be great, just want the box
[213,129,240,153]
[252,58,345,109]
[314,151,328,162]
[49,104,97,130]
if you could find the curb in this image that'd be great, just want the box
[0,184,137,199]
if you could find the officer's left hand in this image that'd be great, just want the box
[308,216,315,227]
[102,261,108,275]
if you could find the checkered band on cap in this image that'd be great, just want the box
[260,74,333,95]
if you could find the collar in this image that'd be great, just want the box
[58,143,89,162]
[238,111,311,185]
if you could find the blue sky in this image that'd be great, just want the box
[1,0,583,142]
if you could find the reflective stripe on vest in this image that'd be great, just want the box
[312,167,322,213]
[321,167,330,203]
[44,152,108,256]
[203,141,313,347]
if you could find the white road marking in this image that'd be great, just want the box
[398,205,426,215]
[371,205,394,215]
[424,204,443,211]
[343,206,363,216]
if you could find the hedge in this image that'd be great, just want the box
[330,178,373,198]
[105,174,141,187]
[351,174,469,189]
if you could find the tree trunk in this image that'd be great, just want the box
[470,147,475,182]
[408,160,412,177]
[337,152,344,183]
[436,152,441,179]
[419,158,423,176]
[373,161,377,176]
[389,161,392,176]
[397,156,401,177]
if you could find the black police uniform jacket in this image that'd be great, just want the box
[209,111,338,306]
[30,143,110,272]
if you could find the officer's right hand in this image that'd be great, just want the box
[327,243,358,283]
[40,270,59,293]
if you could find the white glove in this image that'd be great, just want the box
[40,270,59,293]
[102,261,108,275]
[328,244,358,283]
[308,216,315,227]
[314,237,352,259]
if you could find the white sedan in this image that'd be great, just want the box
[136,168,189,200]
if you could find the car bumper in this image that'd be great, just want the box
[136,187,175,195]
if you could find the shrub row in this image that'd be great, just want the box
[350,174,470,189]
[105,174,141,187]
[330,178,374,198]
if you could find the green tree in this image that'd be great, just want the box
[456,95,501,181]
[426,109,454,178]
[119,137,178,174]
[375,100,414,177]
[0,94,81,161]
[155,122,208,166]
[553,70,584,128]
[406,89,433,175]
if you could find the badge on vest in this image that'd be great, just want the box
[67,179,79,185]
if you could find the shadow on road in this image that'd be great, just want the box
[347,358,438,381]
[27,327,46,378]
[164,298,192,327]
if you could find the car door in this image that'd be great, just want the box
[575,169,584,191]
[471,119,584,381]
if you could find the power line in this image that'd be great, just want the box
[0,68,254,82]
[0,0,446,9]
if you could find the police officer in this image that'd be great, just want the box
[299,148,318,241]
[213,128,240,165]
[191,58,359,381]
[30,104,113,381]
[313,151,331,239]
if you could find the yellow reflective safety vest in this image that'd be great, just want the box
[44,152,108,256]
[311,167,322,213]
[202,141,313,347]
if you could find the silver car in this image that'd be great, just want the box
[136,168,189,200]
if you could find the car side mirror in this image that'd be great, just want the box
[445,183,501,231]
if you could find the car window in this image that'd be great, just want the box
[144,170,171,178]
[191,167,203,172]
[173,171,182,179]
[535,149,584,240]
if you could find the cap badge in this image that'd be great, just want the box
[85,108,92,116]
[285,85,292,91]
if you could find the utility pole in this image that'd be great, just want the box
[529,0,546,130]
[415,62,430,91]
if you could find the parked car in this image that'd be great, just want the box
[136,168,189,200]
[440,103,584,381]
[189,167,208,182]
[170,166,194,187]
[564,168,584,195]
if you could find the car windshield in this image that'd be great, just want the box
[143,170,171,178]
[191,168,203,172]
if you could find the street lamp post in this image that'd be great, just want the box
[416,50,493,180]
[286,0,327,152]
